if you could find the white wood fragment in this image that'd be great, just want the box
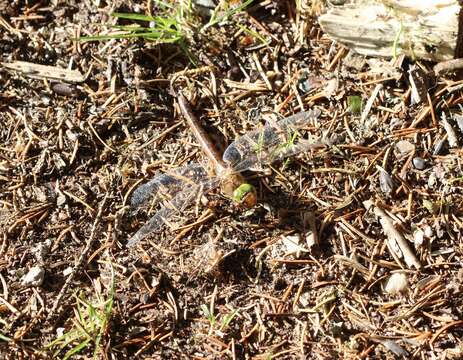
[441,113,459,148]
[319,0,460,62]
[455,114,463,133]
[364,200,421,269]
[361,84,382,124]
[1,61,85,83]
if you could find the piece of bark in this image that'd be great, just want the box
[434,58,463,75]
[1,61,85,83]
[364,200,421,269]
[319,0,461,62]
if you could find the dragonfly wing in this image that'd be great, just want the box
[128,175,220,247]
[222,109,321,172]
[130,163,210,208]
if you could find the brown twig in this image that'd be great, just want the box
[48,194,108,320]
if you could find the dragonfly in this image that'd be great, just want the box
[127,94,322,247]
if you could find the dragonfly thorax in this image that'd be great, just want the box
[217,168,245,196]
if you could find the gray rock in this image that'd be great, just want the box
[412,157,427,170]
[21,266,45,287]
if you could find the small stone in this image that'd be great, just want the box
[433,138,446,155]
[385,272,408,294]
[455,114,463,133]
[193,0,215,8]
[413,228,425,247]
[378,166,394,195]
[343,51,366,71]
[200,195,209,207]
[428,172,436,187]
[21,266,45,287]
[305,231,317,249]
[66,129,78,142]
[412,157,426,170]
[381,340,408,356]
[330,0,347,5]
[324,78,338,98]
[193,0,215,16]
[423,225,433,238]
[56,193,67,206]
[140,292,150,304]
[395,140,415,158]
[32,239,52,262]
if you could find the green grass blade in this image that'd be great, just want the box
[236,23,268,46]
[153,0,174,10]
[75,33,148,42]
[76,31,182,42]
[220,309,239,330]
[0,333,11,342]
[63,337,92,360]
[111,12,156,22]
[110,24,144,31]
[202,0,254,31]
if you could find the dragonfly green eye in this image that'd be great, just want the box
[232,183,256,203]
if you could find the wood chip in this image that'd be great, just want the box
[441,113,459,148]
[1,61,85,83]
[364,200,421,269]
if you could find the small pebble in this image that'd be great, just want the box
[381,340,408,356]
[63,266,73,276]
[413,228,425,247]
[385,272,408,294]
[412,157,426,170]
[193,0,215,8]
[298,78,312,93]
[423,225,433,237]
[395,140,415,157]
[32,239,52,262]
[52,83,79,97]
[433,138,446,155]
[378,167,394,195]
[21,266,45,287]
[455,114,463,133]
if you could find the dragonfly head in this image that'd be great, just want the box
[220,172,257,207]
[232,183,257,207]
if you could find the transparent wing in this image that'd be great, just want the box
[130,163,210,208]
[128,178,220,247]
[222,109,321,172]
[128,165,220,247]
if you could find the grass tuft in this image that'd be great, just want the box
[45,266,115,359]
[76,0,254,44]
[77,11,185,43]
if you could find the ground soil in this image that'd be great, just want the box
[1,1,463,359]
